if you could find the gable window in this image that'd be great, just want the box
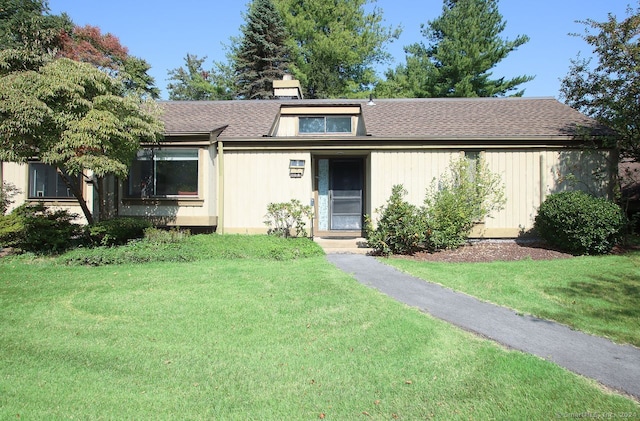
[299,116,352,134]
[127,148,199,198]
[28,163,79,199]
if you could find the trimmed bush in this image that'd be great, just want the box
[534,191,626,255]
[85,217,153,246]
[0,203,80,254]
[365,185,426,256]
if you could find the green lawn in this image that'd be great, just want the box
[384,252,640,348]
[0,236,638,419]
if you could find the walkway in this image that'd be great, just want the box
[326,254,640,400]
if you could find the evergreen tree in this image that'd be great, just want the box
[376,0,533,98]
[274,0,400,99]
[233,0,291,99]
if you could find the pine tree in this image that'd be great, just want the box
[377,0,533,98]
[233,0,291,99]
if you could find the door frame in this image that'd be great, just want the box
[312,155,368,238]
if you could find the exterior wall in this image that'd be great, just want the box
[118,146,218,227]
[369,148,613,238]
[222,150,312,234]
[1,161,93,224]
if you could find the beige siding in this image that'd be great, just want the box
[223,150,312,233]
[369,148,612,237]
[369,150,460,218]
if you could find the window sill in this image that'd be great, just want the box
[122,197,205,207]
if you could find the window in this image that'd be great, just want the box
[28,163,79,199]
[299,116,352,134]
[127,148,199,198]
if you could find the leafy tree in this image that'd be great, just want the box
[274,0,400,98]
[167,54,234,100]
[233,0,291,99]
[0,55,164,223]
[0,0,72,55]
[58,24,160,99]
[376,0,533,98]
[560,5,640,163]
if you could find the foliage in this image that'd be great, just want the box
[424,156,506,250]
[376,0,533,98]
[0,202,80,254]
[0,182,21,215]
[264,199,313,238]
[84,217,153,246]
[560,6,640,163]
[0,0,73,55]
[233,0,291,99]
[58,234,323,265]
[58,24,160,99]
[166,54,235,100]
[274,0,400,98]
[0,56,164,223]
[365,185,427,256]
[367,157,505,255]
[534,191,626,255]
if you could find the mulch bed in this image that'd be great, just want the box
[395,240,574,263]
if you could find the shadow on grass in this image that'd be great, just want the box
[544,272,640,346]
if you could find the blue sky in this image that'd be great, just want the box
[49,0,632,99]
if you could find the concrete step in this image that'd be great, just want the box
[314,237,373,255]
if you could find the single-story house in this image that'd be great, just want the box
[1,77,615,238]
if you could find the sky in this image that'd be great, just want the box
[48,0,633,100]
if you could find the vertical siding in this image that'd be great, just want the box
[369,148,612,235]
[369,150,459,219]
[223,151,312,232]
[2,162,28,213]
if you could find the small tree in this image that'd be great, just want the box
[424,156,506,250]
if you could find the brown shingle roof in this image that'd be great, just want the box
[159,97,605,139]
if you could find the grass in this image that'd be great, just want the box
[0,235,638,419]
[384,252,640,347]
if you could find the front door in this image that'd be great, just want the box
[316,158,363,231]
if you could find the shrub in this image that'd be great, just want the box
[85,217,153,246]
[0,203,80,254]
[534,191,626,255]
[424,156,506,251]
[365,185,426,256]
[1,182,21,215]
[143,227,191,244]
[264,199,313,238]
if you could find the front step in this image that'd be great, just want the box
[314,237,373,255]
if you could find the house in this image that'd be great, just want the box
[1,77,615,238]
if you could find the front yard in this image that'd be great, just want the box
[0,235,638,419]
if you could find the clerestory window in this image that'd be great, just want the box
[299,116,352,134]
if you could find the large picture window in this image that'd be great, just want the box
[127,148,199,198]
[299,116,352,134]
[28,163,79,199]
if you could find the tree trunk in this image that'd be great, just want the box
[57,168,94,225]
